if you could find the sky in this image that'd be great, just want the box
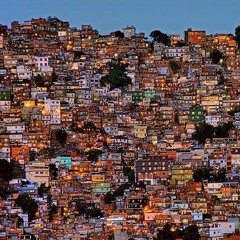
[1,0,240,37]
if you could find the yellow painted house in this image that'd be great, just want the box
[134,125,147,139]
[171,166,193,182]
[91,173,105,182]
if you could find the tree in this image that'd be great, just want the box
[218,75,225,85]
[193,168,211,182]
[29,150,37,162]
[169,60,181,74]
[156,223,181,240]
[113,30,124,38]
[51,71,58,82]
[29,234,37,240]
[48,204,57,222]
[193,121,234,144]
[49,163,58,180]
[55,129,68,145]
[193,167,226,183]
[192,123,215,144]
[175,41,187,47]
[38,183,50,197]
[228,107,240,116]
[235,25,240,48]
[75,201,87,216]
[113,183,131,197]
[210,49,224,64]
[34,74,45,87]
[11,159,24,179]
[156,223,199,240]
[100,67,132,89]
[215,168,226,182]
[183,225,200,240]
[0,159,14,181]
[203,213,212,221]
[17,216,24,228]
[150,30,170,46]
[82,121,97,132]
[104,191,115,204]
[75,201,103,218]
[43,147,57,158]
[123,166,135,183]
[86,149,102,162]
[15,194,38,221]
[74,51,85,59]
[85,207,103,219]
[215,122,234,138]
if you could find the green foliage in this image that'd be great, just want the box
[104,183,131,204]
[34,74,45,87]
[150,30,170,46]
[193,168,211,182]
[235,25,240,48]
[44,147,57,158]
[49,163,58,180]
[75,201,103,218]
[82,121,97,132]
[11,160,25,179]
[29,150,37,162]
[215,168,226,182]
[113,30,124,38]
[0,186,11,199]
[113,183,131,197]
[0,159,14,181]
[214,122,234,138]
[228,107,240,116]
[169,60,181,74]
[104,191,115,204]
[156,223,200,240]
[210,49,224,64]
[175,41,188,47]
[123,166,135,183]
[100,66,132,89]
[48,204,57,222]
[74,51,85,59]
[51,71,58,82]
[218,75,225,85]
[156,223,182,240]
[86,149,102,162]
[128,102,139,111]
[38,183,50,197]
[85,207,103,219]
[29,234,37,240]
[203,213,212,221]
[192,122,234,144]
[17,216,24,228]
[75,201,87,215]
[193,168,226,182]
[183,225,200,240]
[55,129,68,145]
[15,194,38,221]
[192,123,215,144]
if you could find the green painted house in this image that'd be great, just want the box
[144,90,156,99]
[126,91,144,102]
[92,182,111,194]
[189,106,204,123]
[0,90,11,100]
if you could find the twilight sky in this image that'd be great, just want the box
[1,0,240,37]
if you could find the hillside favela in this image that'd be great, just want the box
[1,16,240,240]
